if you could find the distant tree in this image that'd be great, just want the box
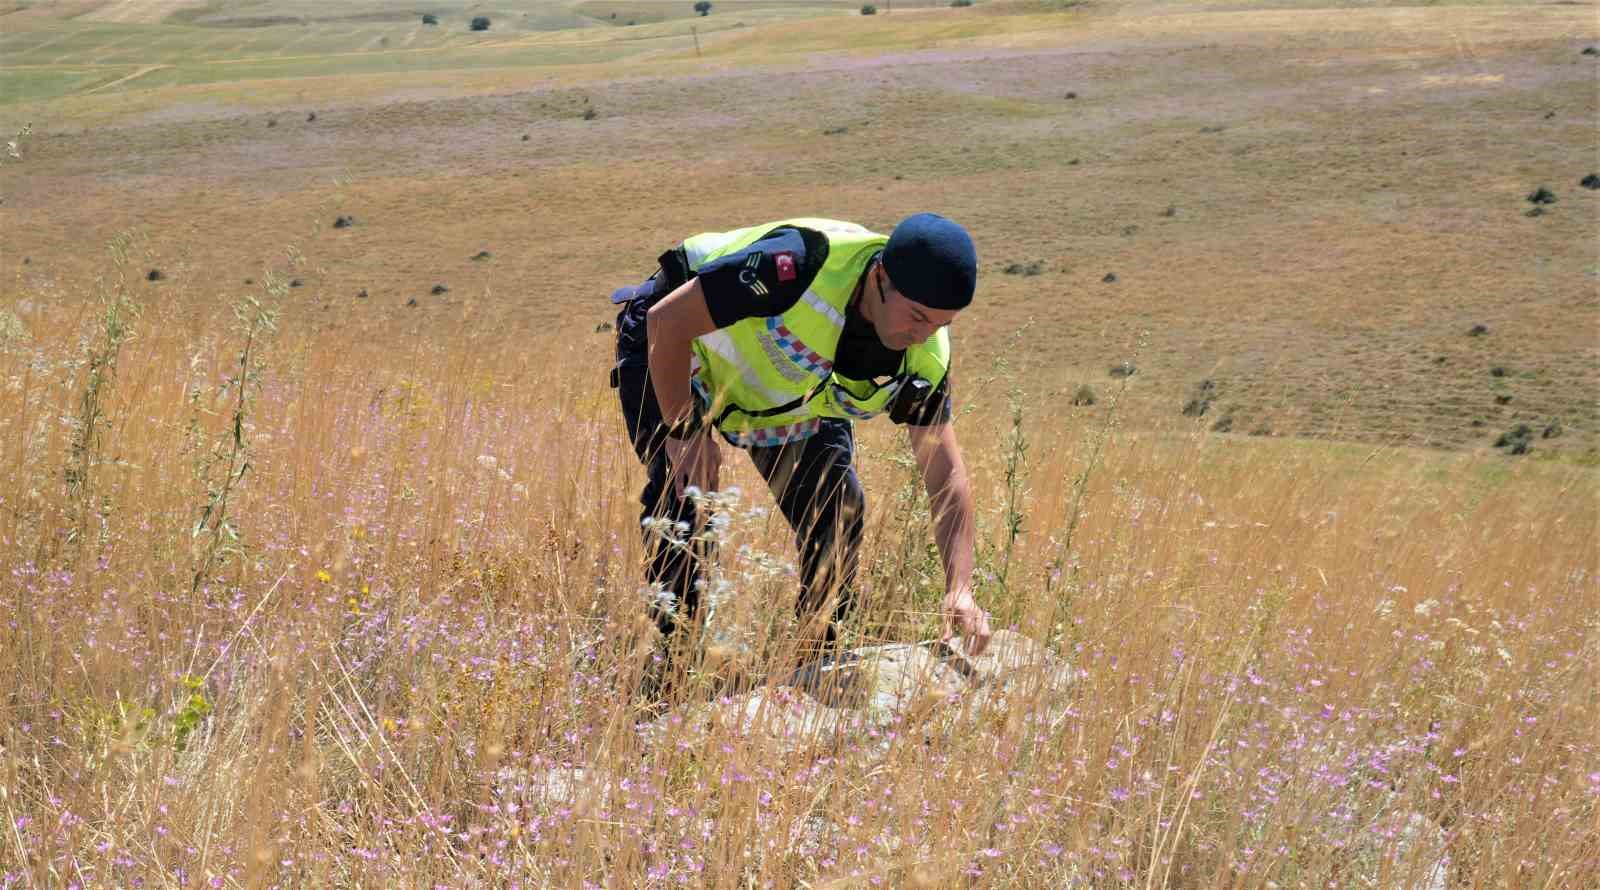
[470,15,491,31]
[421,13,438,25]
[693,1,712,15]
[861,3,877,12]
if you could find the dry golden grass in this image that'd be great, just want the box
[2,253,1595,884]
[1,1,1597,886]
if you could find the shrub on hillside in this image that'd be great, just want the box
[471,16,491,31]
[1582,174,1600,190]
[694,1,713,15]
[421,13,438,25]
[1526,186,1556,205]
[1494,424,1533,455]
[861,4,877,13]
[952,0,973,6]
[1002,260,1043,276]
[1071,385,1096,406]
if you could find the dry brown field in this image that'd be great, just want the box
[1,1,1597,887]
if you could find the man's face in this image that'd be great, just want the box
[875,264,960,351]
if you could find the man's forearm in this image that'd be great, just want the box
[645,278,714,426]
[645,317,695,425]
[930,473,976,591]
[918,428,976,591]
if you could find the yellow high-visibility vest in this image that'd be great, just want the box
[683,218,951,447]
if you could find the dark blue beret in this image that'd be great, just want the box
[882,213,977,311]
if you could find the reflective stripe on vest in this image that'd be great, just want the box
[683,218,952,446]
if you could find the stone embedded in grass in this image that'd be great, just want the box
[1582,174,1600,190]
[1495,394,1513,405]
[1183,379,1217,417]
[267,119,276,128]
[1468,324,1489,336]
[1162,205,1178,217]
[471,250,492,261]
[822,125,849,136]
[1199,124,1226,134]
[656,630,1075,755]
[1526,186,1556,205]
[521,134,530,142]
[1525,206,1546,218]
[1542,420,1563,439]
[1102,272,1118,283]
[431,283,449,295]
[1071,384,1097,405]
[357,288,368,299]
[1108,362,1136,379]
[1065,91,1077,99]
[332,215,354,228]
[1211,414,1234,432]
[289,278,303,288]
[406,297,418,307]
[306,111,317,123]
[146,268,163,282]
[582,107,598,121]
[1489,365,1508,377]
[1002,260,1044,276]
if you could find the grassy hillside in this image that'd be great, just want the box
[0,2,1596,884]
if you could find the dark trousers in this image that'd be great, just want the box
[613,299,864,654]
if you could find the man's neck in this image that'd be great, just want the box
[852,263,883,328]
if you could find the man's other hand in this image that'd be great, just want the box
[665,431,721,500]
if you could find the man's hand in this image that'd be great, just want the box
[664,430,721,500]
[941,585,991,657]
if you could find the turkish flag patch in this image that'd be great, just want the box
[774,251,797,283]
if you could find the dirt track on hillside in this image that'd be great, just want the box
[79,0,206,24]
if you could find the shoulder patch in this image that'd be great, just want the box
[774,251,797,283]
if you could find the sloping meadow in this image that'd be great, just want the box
[1,245,1594,886]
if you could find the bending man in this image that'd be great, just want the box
[610,214,991,686]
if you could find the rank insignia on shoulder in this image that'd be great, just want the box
[774,251,797,283]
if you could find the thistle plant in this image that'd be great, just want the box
[63,232,143,552]
[189,275,282,593]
